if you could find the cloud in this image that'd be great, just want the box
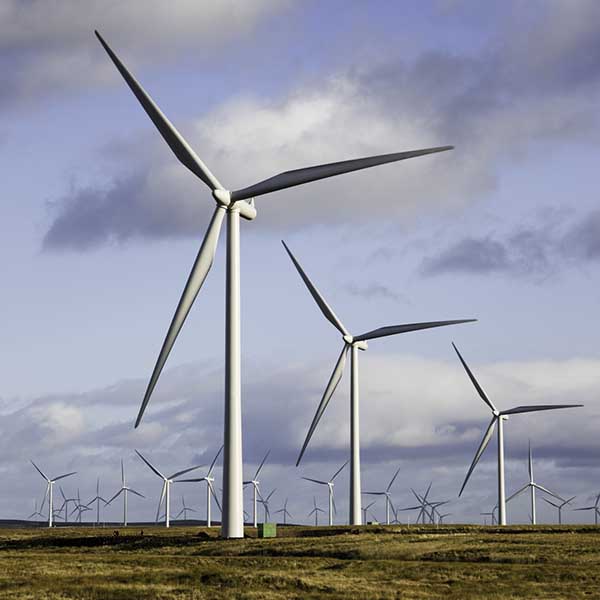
[43,1,600,250]
[421,209,600,278]
[342,281,409,304]
[0,0,287,109]
[2,351,598,522]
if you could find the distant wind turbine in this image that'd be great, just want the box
[27,499,45,521]
[135,450,203,528]
[57,487,77,524]
[506,442,563,525]
[87,478,109,526]
[175,496,196,521]
[274,498,293,525]
[258,489,277,523]
[177,445,223,527]
[284,241,475,525]
[31,461,76,528]
[542,496,575,525]
[302,460,348,526]
[95,29,453,539]
[107,459,145,527]
[243,450,270,528]
[363,466,402,525]
[453,343,582,526]
[573,493,600,525]
[69,489,91,524]
[308,496,326,526]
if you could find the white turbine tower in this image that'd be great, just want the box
[308,496,325,526]
[453,342,582,526]
[94,30,454,539]
[274,498,293,525]
[135,450,203,528]
[363,466,402,525]
[283,242,475,526]
[543,496,575,525]
[107,459,145,527]
[506,442,563,525]
[177,445,223,527]
[31,461,76,528]
[243,450,270,528]
[302,460,348,526]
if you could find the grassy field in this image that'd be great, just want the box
[1,524,599,599]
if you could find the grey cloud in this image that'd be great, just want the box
[0,0,286,109]
[342,281,409,305]
[421,210,600,278]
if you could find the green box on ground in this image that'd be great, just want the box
[258,523,277,538]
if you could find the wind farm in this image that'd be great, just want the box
[2,3,600,599]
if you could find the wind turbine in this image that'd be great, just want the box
[453,342,582,526]
[94,30,454,539]
[274,498,293,525]
[27,499,45,521]
[175,496,196,522]
[302,460,348,526]
[543,496,575,525]
[243,450,270,528]
[31,461,76,528]
[481,511,495,526]
[177,445,223,527]
[57,487,78,525]
[574,494,600,525]
[438,512,452,525]
[362,501,377,523]
[506,442,563,525]
[308,496,326,526]
[284,242,475,526]
[107,459,145,527]
[363,466,402,525]
[69,489,92,524]
[87,478,110,526]
[135,450,203,528]
[258,489,277,523]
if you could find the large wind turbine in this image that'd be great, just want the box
[94,30,454,539]
[302,460,348,526]
[31,461,76,528]
[243,450,270,528]
[363,466,402,525]
[506,442,562,525]
[453,343,582,526]
[284,242,474,525]
[107,459,145,527]
[177,445,223,527]
[135,450,203,528]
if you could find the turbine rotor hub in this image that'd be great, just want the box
[354,340,368,351]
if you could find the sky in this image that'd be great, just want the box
[1,0,599,526]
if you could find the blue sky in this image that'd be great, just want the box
[1,0,599,525]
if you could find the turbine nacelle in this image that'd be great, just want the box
[342,335,369,350]
[212,189,257,220]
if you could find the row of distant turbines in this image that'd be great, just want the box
[34,31,589,538]
[29,436,598,529]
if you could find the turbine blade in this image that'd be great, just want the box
[332,495,337,516]
[302,477,328,485]
[209,482,222,513]
[528,442,533,482]
[281,241,348,336]
[451,343,497,414]
[386,466,402,492]
[208,445,224,477]
[331,460,349,482]
[506,484,529,503]
[542,497,560,509]
[135,450,166,479]
[121,459,125,486]
[230,146,453,201]
[170,464,205,480]
[459,417,497,496]
[501,404,583,416]
[30,460,48,481]
[53,471,77,482]
[176,478,204,483]
[107,489,124,505]
[254,450,271,480]
[129,489,146,499]
[156,481,167,522]
[534,483,563,501]
[94,31,222,191]
[135,205,226,427]
[363,492,385,496]
[397,506,421,511]
[296,344,349,466]
[355,319,475,342]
